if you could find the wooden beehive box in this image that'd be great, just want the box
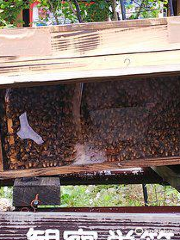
[1,17,180,179]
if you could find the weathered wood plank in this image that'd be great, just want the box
[0,211,180,240]
[0,17,180,87]
[152,166,180,193]
[0,19,179,61]
[0,28,51,57]
[50,17,167,32]
[0,168,165,186]
[0,17,168,58]
[1,49,180,87]
[13,177,60,207]
[1,21,171,60]
[1,156,180,179]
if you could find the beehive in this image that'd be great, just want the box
[0,17,180,178]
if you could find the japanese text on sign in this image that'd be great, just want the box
[27,228,175,240]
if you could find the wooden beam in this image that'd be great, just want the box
[2,50,180,88]
[0,211,180,239]
[0,17,168,59]
[152,166,180,192]
[0,168,165,187]
[1,156,180,179]
[0,17,180,87]
[15,206,180,213]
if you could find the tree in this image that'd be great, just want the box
[126,0,168,19]
[33,0,169,24]
[0,0,168,28]
[0,0,30,27]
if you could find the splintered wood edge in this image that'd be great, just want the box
[0,137,3,171]
[49,17,168,32]
[0,157,180,179]
[13,17,167,33]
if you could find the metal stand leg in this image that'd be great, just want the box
[142,184,148,207]
[120,0,126,20]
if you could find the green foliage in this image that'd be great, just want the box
[36,0,78,25]
[1,184,180,207]
[35,0,112,25]
[60,184,180,207]
[82,0,112,22]
[35,0,168,25]
[127,0,168,19]
[0,0,168,28]
[0,0,30,27]
[0,187,13,199]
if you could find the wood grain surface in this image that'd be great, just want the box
[1,156,180,179]
[1,17,180,179]
[0,17,180,87]
[13,177,60,207]
[0,211,180,240]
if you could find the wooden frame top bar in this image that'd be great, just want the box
[0,16,180,87]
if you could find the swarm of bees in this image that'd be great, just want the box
[0,75,180,170]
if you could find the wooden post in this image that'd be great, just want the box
[152,166,180,193]
[177,0,180,16]
[5,89,17,170]
[16,10,23,27]
[13,177,60,208]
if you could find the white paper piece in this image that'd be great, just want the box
[17,112,44,145]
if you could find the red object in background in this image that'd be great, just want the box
[29,1,39,26]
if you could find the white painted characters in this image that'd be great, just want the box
[63,229,98,240]
[26,228,175,240]
[108,230,134,240]
[157,230,174,240]
[27,228,60,240]
[26,228,98,240]
[107,229,175,240]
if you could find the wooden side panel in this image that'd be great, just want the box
[0,211,180,240]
